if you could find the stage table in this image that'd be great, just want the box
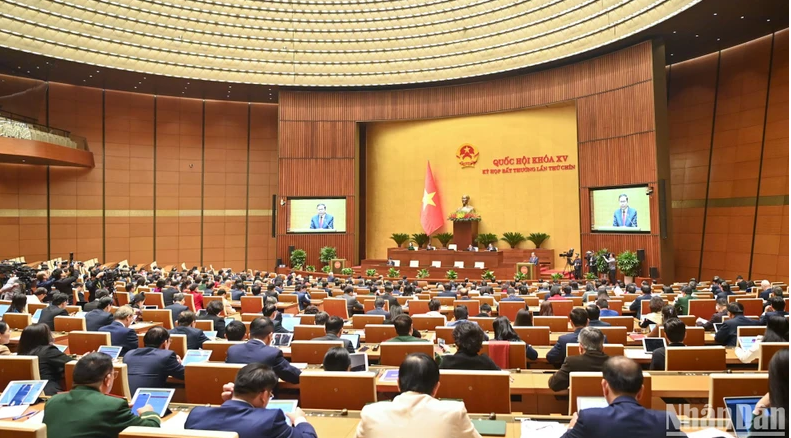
[387,248,504,269]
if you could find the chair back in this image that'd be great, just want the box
[183,294,196,312]
[688,299,717,320]
[566,343,624,358]
[498,300,527,322]
[436,370,511,413]
[549,301,574,318]
[68,331,111,355]
[144,292,165,309]
[407,300,430,315]
[513,326,551,345]
[323,298,350,320]
[665,346,726,371]
[481,341,526,369]
[659,326,705,346]
[364,324,398,344]
[120,427,238,438]
[363,300,390,313]
[279,294,299,303]
[299,371,377,410]
[53,316,86,333]
[185,363,244,404]
[469,317,495,332]
[435,297,455,306]
[201,341,245,361]
[240,296,264,314]
[679,315,697,326]
[0,422,47,438]
[379,342,434,366]
[533,316,569,332]
[116,292,130,306]
[411,315,445,331]
[708,373,769,415]
[737,326,767,337]
[4,313,31,330]
[141,309,175,330]
[454,300,480,316]
[596,326,627,345]
[736,298,764,316]
[0,356,40,389]
[600,316,633,332]
[435,326,455,344]
[203,296,224,313]
[607,300,623,315]
[293,325,326,341]
[290,340,344,364]
[240,313,261,322]
[569,372,652,414]
[352,314,385,329]
[65,360,131,399]
[194,320,213,331]
[758,343,789,371]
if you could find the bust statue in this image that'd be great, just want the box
[458,195,475,213]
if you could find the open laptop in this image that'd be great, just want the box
[268,400,299,426]
[349,353,368,372]
[577,396,609,411]
[272,332,294,347]
[642,337,667,353]
[724,396,762,438]
[738,336,758,350]
[130,388,175,417]
[97,345,123,360]
[182,350,212,365]
[341,333,361,350]
[0,380,47,406]
[280,315,301,332]
[54,344,68,353]
[31,309,42,324]
[203,331,217,339]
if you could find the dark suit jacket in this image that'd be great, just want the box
[231,288,246,301]
[29,345,73,395]
[588,319,611,327]
[342,294,363,314]
[649,342,685,371]
[548,350,609,391]
[123,347,185,395]
[38,304,68,330]
[312,333,355,353]
[43,385,160,438]
[438,351,500,370]
[198,313,227,338]
[702,311,726,331]
[546,328,582,366]
[562,396,685,438]
[437,291,457,298]
[186,400,317,438]
[165,303,189,322]
[758,289,772,301]
[296,292,311,311]
[83,300,101,312]
[170,326,210,350]
[366,308,390,319]
[759,310,789,325]
[85,308,113,331]
[162,287,178,306]
[226,339,301,383]
[629,294,653,318]
[715,315,760,347]
[99,321,139,356]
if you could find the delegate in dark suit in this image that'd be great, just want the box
[162,287,178,306]
[612,207,638,227]
[296,291,311,311]
[546,328,608,366]
[309,213,334,229]
[342,293,364,315]
[123,347,185,395]
[438,351,500,370]
[759,310,789,325]
[170,326,210,350]
[588,319,611,327]
[165,303,189,322]
[231,288,246,301]
[186,400,317,438]
[715,315,759,347]
[366,308,390,319]
[312,332,355,353]
[85,309,113,331]
[548,351,609,391]
[38,304,68,330]
[98,321,139,356]
[226,339,301,383]
[561,396,685,438]
[43,385,160,438]
[198,313,227,338]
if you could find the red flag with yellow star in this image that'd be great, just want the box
[420,162,444,235]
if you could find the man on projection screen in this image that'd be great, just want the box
[310,203,334,230]
[612,194,637,228]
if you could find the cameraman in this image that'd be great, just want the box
[53,265,79,303]
[573,254,582,280]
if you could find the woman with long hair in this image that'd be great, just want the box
[493,316,538,361]
[17,323,72,395]
[514,308,534,327]
[737,316,789,363]
[0,322,11,355]
[8,292,27,313]
[749,349,788,437]
[539,301,554,316]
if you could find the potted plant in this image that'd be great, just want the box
[527,232,550,248]
[445,270,458,280]
[594,248,610,276]
[433,232,454,248]
[365,269,377,277]
[390,233,410,248]
[585,272,597,281]
[341,267,354,276]
[476,233,498,248]
[319,246,337,265]
[481,270,496,281]
[411,233,430,248]
[304,265,316,272]
[387,267,400,278]
[290,249,307,269]
[616,250,640,284]
[550,272,564,282]
[416,269,430,279]
[321,265,331,273]
[514,272,529,281]
[500,232,527,249]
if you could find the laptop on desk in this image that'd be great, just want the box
[724,396,762,438]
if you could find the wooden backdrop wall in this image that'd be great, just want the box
[278,40,675,281]
[668,30,788,283]
[0,79,278,271]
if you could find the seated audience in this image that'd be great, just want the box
[123,326,185,394]
[226,317,301,384]
[323,346,351,371]
[675,285,696,315]
[560,356,685,438]
[198,300,227,338]
[296,283,312,311]
[475,303,492,318]
[425,299,447,322]
[597,298,618,317]
[43,353,161,437]
[546,308,589,366]
[312,315,355,353]
[548,327,609,391]
[170,310,210,350]
[98,305,139,356]
[186,363,317,438]
[303,305,320,315]
[698,298,728,331]
[367,297,391,319]
[165,293,189,323]
[263,304,290,333]
[715,302,760,347]
[355,353,482,438]
[314,311,330,326]
[514,308,533,326]
[439,322,499,370]
[586,305,611,327]
[628,285,653,319]
[0,322,10,355]
[225,320,247,341]
[84,296,114,331]
[539,300,554,316]
[493,316,538,361]
[748,349,788,437]
[8,292,27,314]
[736,315,789,363]
[38,292,69,330]
[650,318,685,370]
[386,315,429,342]
[17,323,73,395]
[759,296,789,325]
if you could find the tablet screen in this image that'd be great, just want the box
[272,333,293,347]
[268,400,298,426]
[349,353,368,372]
[577,396,608,411]
[341,334,361,349]
[203,331,217,339]
[131,388,175,417]
[97,345,122,359]
[0,381,47,406]
[280,316,301,332]
[738,336,758,350]
[0,304,9,317]
[642,337,666,353]
[31,309,42,324]
[182,350,212,365]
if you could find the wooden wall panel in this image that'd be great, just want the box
[278,40,671,279]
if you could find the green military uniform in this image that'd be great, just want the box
[43,385,160,438]
[676,294,696,315]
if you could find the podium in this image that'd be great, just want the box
[452,221,479,249]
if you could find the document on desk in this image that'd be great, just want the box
[0,405,29,419]
[520,419,567,438]
[161,411,189,430]
[686,428,735,438]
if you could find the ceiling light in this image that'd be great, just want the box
[717,38,721,41]
[672,31,677,34]
[89,75,92,78]
[713,12,717,16]
[670,53,674,56]
[767,19,771,22]
[695,34,699,38]
[740,16,744,19]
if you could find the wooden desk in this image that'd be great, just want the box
[130,322,163,334]
[229,301,299,315]
[387,248,504,269]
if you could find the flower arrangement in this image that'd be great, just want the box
[447,211,482,222]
